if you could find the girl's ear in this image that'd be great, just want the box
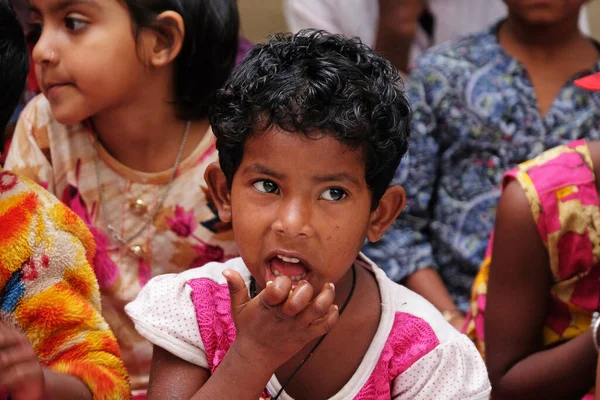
[204,162,232,223]
[138,11,185,68]
[366,185,406,243]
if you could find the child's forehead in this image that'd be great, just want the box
[29,0,108,13]
[241,127,368,179]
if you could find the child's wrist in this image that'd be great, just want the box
[230,337,281,371]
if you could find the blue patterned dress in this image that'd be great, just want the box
[363,24,600,311]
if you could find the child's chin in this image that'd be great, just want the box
[50,105,89,126]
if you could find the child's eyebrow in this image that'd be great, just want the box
[242,164,284,180]
[312,173,361,187]
[30,0,101,14]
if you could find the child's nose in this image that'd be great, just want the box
[271,198,315,239]
[31,30,57,66]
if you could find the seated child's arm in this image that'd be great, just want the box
[0,173,129,399]
[485,181,596,399]
[130,268,338,400]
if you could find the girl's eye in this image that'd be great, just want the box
[320,188,347,201]
[65,17,87,31]
[253,180,279,194]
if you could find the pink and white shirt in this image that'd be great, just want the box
[126,255,490,399]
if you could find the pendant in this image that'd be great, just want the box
[130,198,148,216]
[129,244,146,259]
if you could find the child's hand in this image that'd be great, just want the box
[223,270,339,369]
[0,322,44,400]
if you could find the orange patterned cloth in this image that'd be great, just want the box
[0,168,129,399]
[465,140,599,397]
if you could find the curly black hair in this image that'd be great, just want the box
[210,29,411,208]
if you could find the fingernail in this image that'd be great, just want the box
[333,304,339,312]
[289,289,294,298]
[266,280,274,286]
[328,283,335,291]
[222,270,231,282]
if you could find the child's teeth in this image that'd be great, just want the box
[277,255,300,263]
[272,269,281,276]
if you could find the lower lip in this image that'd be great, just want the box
[46,84,69,100]
[265,264,310,288]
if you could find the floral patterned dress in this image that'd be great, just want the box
[465,140,600,399]
[4,95,238,395]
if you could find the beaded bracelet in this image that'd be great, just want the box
[592,312,600,352]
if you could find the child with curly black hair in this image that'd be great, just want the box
[126,30,491,400]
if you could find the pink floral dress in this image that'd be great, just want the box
[126,255,491,399]
[4,95,238,394]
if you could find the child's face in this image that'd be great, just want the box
[206,128,405,294]
[28,0,149,125]
[504,0,587,25]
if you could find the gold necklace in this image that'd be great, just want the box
[92,120,191,245]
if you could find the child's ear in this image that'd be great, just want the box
[204,163,232,223]
[366,185,406,242]
[140,11,185,68]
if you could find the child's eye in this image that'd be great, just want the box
[252,180,280,194]
[64,17,88,31]
[320,188,347,201]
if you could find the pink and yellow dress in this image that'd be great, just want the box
[465,139,600,398]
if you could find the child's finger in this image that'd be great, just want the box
[223,269,250,312]
[0,344,36,371]
[306,304,340,338]
[0,327,26,349]
[296,282,336,327]
[280,280,314,317]
[0,362,42,398]
[259,276,291,308]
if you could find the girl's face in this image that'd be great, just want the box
[29,0,150,125]
[503,0,587,26]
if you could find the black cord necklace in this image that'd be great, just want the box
[250,264,357,400]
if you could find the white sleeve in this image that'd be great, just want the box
[283,0,342,35]
[392,334,491,400]
[125,274,208,369]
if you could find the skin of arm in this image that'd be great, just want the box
[375,0,425,72]
[485,181,597,399]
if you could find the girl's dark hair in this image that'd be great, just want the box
[210,30,411,208]
[123,0,239,120]
[0,0,28,147]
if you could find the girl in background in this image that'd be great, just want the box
[5,0,239,396]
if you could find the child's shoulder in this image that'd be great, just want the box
[510,139,594,195]
[125,257,249,368]
[375,268,460,346]
[362,258,490,398]
[129,257,249,307]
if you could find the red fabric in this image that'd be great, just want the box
[575,72,600,91]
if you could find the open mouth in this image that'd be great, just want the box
[269,254,309,282]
